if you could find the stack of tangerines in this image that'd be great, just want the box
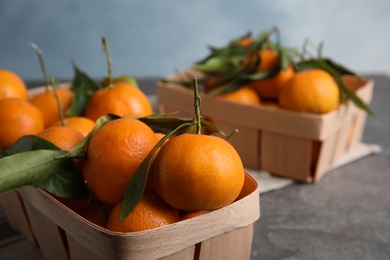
[49,113,245,232]
[0,38,155,153]
[78,115,245,232]
[179,27,372,115]
[0,66,153,152]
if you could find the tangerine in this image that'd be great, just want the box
[249,65,295,99]
[35,126,84,152]
[0,98,44,149]
[218,86,261,105]
[48,194,92,215]
[153,134,245,211]
[82,117,158,206]
[244,48,279,72]
[236,37,253,47]
[278,69,340,114]
[0,69,28,100]
[107,194,180,232]
[50,116,95,137]
[257,48,280,71]
[79,202,112,228]
[181,211,208,220]
[29,88,74,128]
[84,82,153,121]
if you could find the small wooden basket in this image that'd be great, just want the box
[0,172,260,260]
[157,72,374,182]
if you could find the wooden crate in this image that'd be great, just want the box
[157,73,374,182]
[0,172,260,260]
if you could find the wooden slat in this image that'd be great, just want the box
[0,190,36,245]
[23,198,69,260]
[261,131,312,182]
[199,225,254,260]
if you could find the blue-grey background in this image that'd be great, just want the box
[1,0,389,82]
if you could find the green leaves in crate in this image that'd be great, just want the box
[65,63,100,116]
[164,27,296,96]
[162,27,372,114]
[3,135,59,156]
[0,136,88,199]
[0,150,66,194]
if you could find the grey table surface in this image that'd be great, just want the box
[1,74,389,260]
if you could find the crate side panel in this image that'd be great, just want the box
[158,82,340,140]
[67,234,103,260]
[24,200,69,260]
[341,77,373,151]
[160,245,196,260]
[0,190,36,245]
[344,114,358,152]
[350,111,367,149]
[313,132,340,182]
[69,238,195,260]
[261,131,312,182]
[332,116,352,162]
[199,225,254,260]
[157,85,194,116]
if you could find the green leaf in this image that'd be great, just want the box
[65,63,100,116]
[322,58,359,76]
[200,118,229,137]
[35,159,89,199]
[333,74,374,115]
[3,135,60,156]
[138,116,196,135]
[65,83,94,116]
[295,58,358,76]
[251,29,274,49]
[71,62,100,92]
[2,136,89,199]
[294,59,321,72]
[279,47,291,70]
[195,57,228,72]
[207,79,246,96]
[241,69,278,81]
[0,150,67,195]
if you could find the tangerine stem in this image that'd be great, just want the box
[28,42,50,92]
[102,37,114,88]
[49,76,66,126]
[193,78,202,135]
[226,129,238,141]
[317,41,324,59]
